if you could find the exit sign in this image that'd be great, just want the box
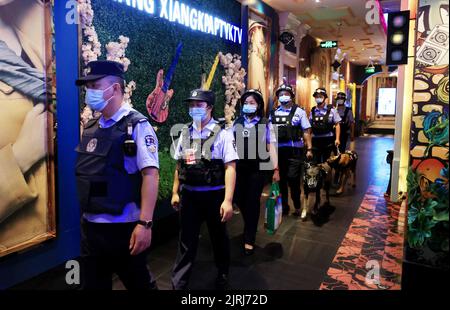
[365,67,376,74]
[320,40,338,48]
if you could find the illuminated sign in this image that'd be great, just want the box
[112,0,243,44]
[365,66,376,73]
[320,40,338,48]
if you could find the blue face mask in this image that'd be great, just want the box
[85,84,116,111]
[279,95,291,105]
[189,107,208,122]
[242,104,257,114]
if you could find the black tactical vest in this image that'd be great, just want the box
[271,106,303,143]
[177,122,226,187]
[233,116,270,171]
[311,105,334,135]
[75,110,148,215]
[339,107,351,133]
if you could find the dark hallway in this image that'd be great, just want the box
[126,135,396,290]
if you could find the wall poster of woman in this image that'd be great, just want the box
[0,0,56,258]
[248,9,271,113]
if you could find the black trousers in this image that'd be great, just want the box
[81,219,156,290]
[234,165,267,246]
[278,147,304,213]
[172,188,230,290]
[312,136,336,164]
[339,131,349,154]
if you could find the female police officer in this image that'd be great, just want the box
[171,89,238,290]
[310,88,341,163]
[233,89,279,256]
[270,84,313,216]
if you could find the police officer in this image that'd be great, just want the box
[233,89,279,256]
[171,89,238,290]
[75,60,159,290]
[335,92,355,154]
[271,84,313,217]
[310,88,342,163]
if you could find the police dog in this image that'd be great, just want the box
[301,161,332,221]
[327,150,358,195]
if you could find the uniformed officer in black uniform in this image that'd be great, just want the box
[233,89,279,255]
[171,89,238,290]
[75,60,159,290]
[270,84,313,216]
[335,92,355,154]
[310,88,342,163]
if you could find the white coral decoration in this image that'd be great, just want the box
[106,35,131,71]
[219,52,246,125]
[123,81,136,106]
[78,0,136,122]
[79,0,101,71]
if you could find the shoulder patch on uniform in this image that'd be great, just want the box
[145,135,156,146]
[138,118,148,123]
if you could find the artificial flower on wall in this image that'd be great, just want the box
[219,52,246,125]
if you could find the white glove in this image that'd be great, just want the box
[12,104,47,173]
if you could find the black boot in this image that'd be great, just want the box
[215,273,230,290]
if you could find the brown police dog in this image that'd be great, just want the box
[326,150,358,195]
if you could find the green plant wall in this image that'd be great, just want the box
[89,0,242,213]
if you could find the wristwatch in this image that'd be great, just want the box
[137,219,153,229]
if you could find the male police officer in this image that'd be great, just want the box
[75,60,159,290]
[171,89,238,290]
[335,92,355,154]
[310,88,341,164]
[270,84,313,216]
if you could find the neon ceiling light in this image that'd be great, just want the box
[112,0,243,44]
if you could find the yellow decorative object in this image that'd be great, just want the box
[203,54,220,90]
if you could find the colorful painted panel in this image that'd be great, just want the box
[407,0,448,254]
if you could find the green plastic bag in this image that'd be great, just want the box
[265,182,282,235]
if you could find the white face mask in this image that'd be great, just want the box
[243,104,257,114]
[189,107,208,122]
[315,98,324,105]
[337,99,345,105]
[85,84,116,112]
[279,95,291,104]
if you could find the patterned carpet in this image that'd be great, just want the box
[320,185,406,290]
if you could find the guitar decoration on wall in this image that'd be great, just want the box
[146,42,183,123]
[202,53,220,90]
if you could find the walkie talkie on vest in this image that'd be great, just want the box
[123,122,137,157]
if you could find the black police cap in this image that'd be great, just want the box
[76,60,125,86]
[313,88,328,98]
[241,89,264,107]
[276,84,295,97]
[184,89,215,106]
[336,92,347,100]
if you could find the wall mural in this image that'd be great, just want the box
[248,8,271,112]
[0,0,56,257]
[408,0,449,258]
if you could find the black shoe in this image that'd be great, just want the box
[293,209,301,217]
[215,273,229,290]
[149,281,159,290]
[244,244,255,256]
[282,209,289,216]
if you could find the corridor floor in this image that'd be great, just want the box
[115,135,400,290]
